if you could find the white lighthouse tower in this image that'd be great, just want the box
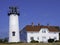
[8,7,20,42]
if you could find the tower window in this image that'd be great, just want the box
[12,32,15,36]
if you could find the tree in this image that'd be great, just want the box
[3,37,8,42]
[0,39,3,43]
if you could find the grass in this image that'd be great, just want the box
[0,42,60,45]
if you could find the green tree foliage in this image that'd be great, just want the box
[0,39,3,43]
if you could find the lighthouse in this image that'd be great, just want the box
[8,7,20,42]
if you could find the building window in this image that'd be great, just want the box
[42,30,46,33]
[30,37,34,41]
[54,37,56,39]
[42,37,46,39]
[54,32,56,34]
[37,37,39,40]
[42,37,46,41]
[12,32,15,36]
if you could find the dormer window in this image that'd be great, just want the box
[54,37,56,39]
[42,30,46,33]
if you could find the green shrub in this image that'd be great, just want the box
[48,39,54,43]
[0,37,8,43]
[3,38,8,43]
[55,40,60,42]
[30,40,39,43]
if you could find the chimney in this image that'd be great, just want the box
[47,24,49,26]
[32,22,34,26]
[38,23,40,26]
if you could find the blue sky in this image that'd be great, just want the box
[0,0,60,38]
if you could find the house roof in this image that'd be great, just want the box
[24,25,59,32]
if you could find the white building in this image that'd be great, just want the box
[7,7,59,43]
[20,24,59,43]
[8,7,20,42]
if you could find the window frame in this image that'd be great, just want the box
[42,30,46,33]
[30,37,34,41]
[12,31,15,36]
